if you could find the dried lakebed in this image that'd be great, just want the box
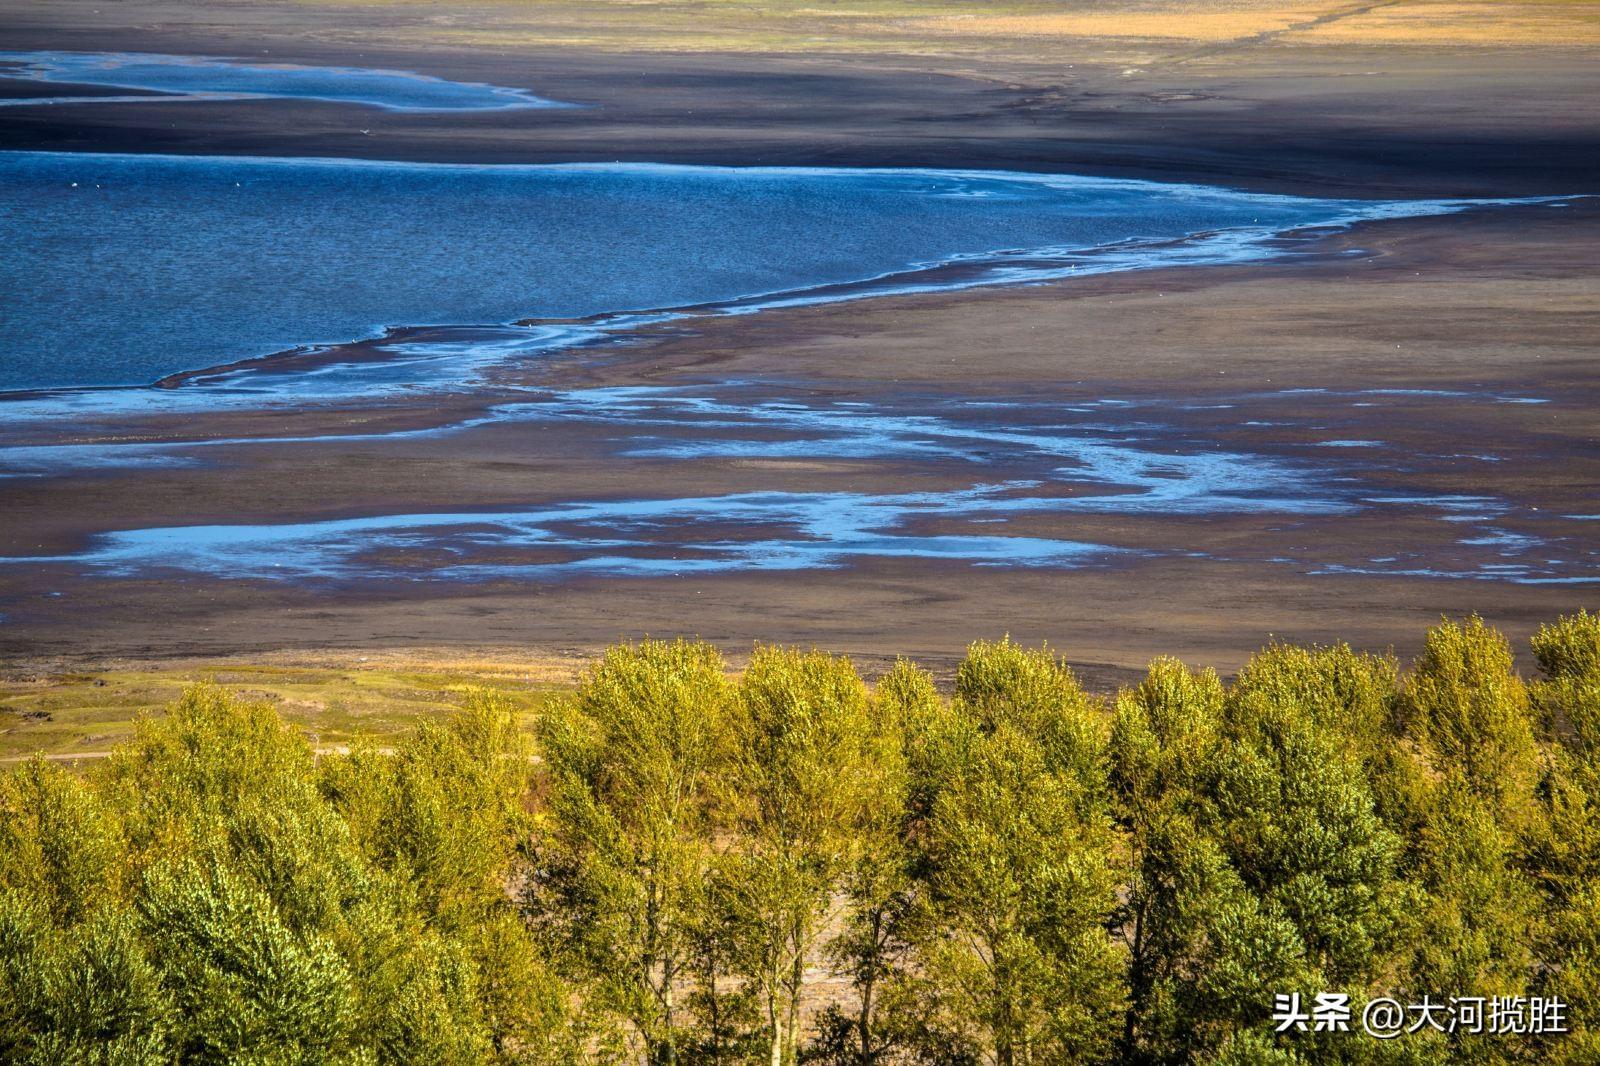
[4,381,1595,587]
[0,151,1592,590]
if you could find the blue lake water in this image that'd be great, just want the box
[0,151,1529,393]
[3,149,1589,588]
[0,51,570,111]
[7,380,1596,586]
[21,485,1134,583]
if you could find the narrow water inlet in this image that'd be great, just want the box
[0,50,572,111]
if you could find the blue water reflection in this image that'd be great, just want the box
[0,50,570,111]
[1,152,1548,391]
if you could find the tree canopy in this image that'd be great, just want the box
[2,614,1596,1064]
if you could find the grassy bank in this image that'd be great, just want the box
[0,653,578,761]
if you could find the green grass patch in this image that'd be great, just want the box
[0,659,571,761]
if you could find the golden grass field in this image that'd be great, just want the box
[286,0,1600,55]
[0,652,581,761]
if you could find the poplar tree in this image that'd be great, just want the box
[1110,656,1232,1063]
[1406,616,1539,814]
[1112,650,1410,1063]
[531,639,731,1064]
[1401,618,1542,1063]
[811,659,926,1065]
[5,615,1600,1063]
[1527,612,1600,1063]
[0,685,575,1065]
[720,646,897,1066]
[906,639,1125,1066]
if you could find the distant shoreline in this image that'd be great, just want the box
[2,5,1596,199]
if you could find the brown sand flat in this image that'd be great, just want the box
[1,205,1594,673]
[572,206,1599,391]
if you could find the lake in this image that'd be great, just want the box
[0,151,1519,392]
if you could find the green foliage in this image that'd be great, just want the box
[953,637,1104,801]
[896,639,1123,1065]
[1406,782,1538,1003]
[1531,610,1600,768]
[532,639,731,1064]
[1397,619,1549,1063]
[1114,648,1414,1064]
[1229,643,1399,749]
[138,858,360,1063]
[1532,610,1600,683]
[0,891,171,1066]
[0,684,570,1065]
[720,646,901,1066]
[1406,616,1538,812]
[3,615,1597,1063]
[0,759,124,925]
[1526,610,1600,1062]
[811,660,921,1066]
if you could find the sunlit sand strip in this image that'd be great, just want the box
[1296,1,1600,46]
[909,8,1334,43]
[903,1,1600,47]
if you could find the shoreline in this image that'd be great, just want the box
[1,152,1577,398]
[1,0,1595,676]
[2,3,1597,200]
[1,202,1595,669]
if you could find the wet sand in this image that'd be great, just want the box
[3,204,1595,674]
[1,0,1596,677]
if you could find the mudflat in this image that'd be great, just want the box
[2,0,1597,196]
[0,0,1595,680]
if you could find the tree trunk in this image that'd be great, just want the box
[769,1019,785,1066]
[785,931,805,1066]
[857,910,882,1065]
[1121,895,1146,1063]
[662,956,677,1066]
[704,960,723,1065]
[768,963,785,1066]
[994,942,1015,1066]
